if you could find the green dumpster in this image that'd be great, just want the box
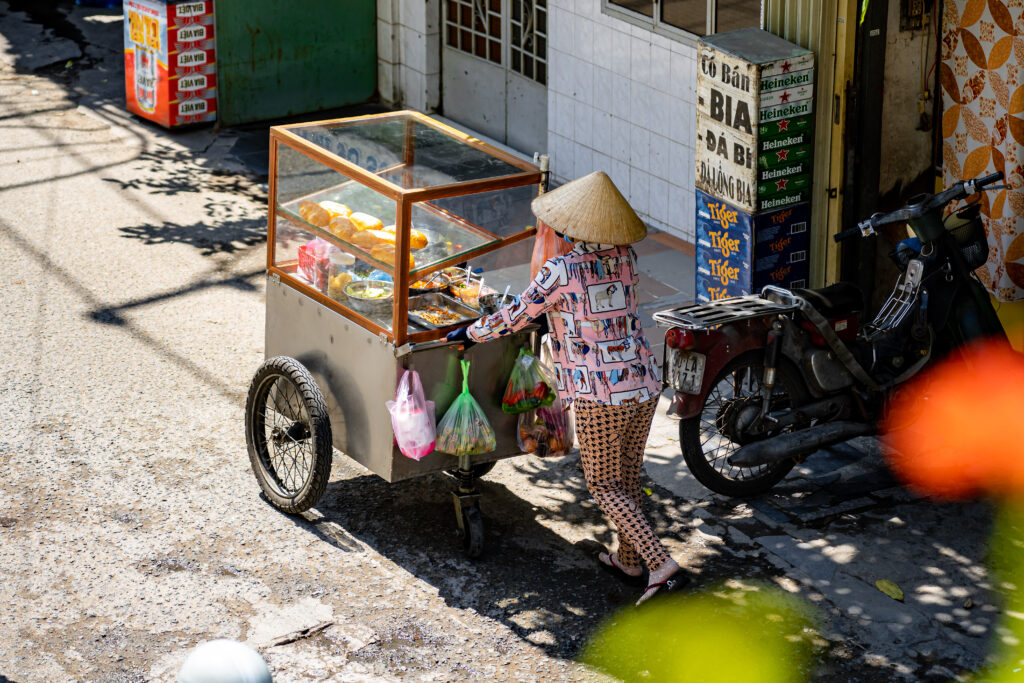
[214,0,377,126]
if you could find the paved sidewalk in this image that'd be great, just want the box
[644,392,997,680]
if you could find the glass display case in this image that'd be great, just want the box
[269,110,542,345]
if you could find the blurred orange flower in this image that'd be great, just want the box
[883,341,1024,500]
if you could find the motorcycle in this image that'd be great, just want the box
[654,172,1011,497]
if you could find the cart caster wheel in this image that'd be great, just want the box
[459,505,485,559]
[446,461,496,480]
[245,356,333,514]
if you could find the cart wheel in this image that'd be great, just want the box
[460,505,485,559]
[245,356,333,514]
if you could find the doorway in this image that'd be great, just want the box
[441,0,548,155]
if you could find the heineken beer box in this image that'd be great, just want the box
[695,190,811,301]
[124,0,217,128]
[696,28,815,214]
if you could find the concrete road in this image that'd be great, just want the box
[0,3,1006,682]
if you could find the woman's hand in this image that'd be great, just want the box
[446,326,473,346]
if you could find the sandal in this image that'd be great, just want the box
[597,551,647,587]
[636,570,691,605]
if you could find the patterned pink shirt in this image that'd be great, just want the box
[468,242,663,406]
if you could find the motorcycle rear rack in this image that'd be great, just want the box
[653,295,798,330]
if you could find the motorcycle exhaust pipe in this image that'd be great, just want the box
[728,421,875,468]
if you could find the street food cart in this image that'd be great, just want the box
[245,111,544,556]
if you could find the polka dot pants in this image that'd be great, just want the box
[574,396,670,572]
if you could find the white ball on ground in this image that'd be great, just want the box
[177,639,272,683]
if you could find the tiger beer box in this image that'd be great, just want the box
[695,189,810,302]
[123,0,217,128]
[695,27,814,214]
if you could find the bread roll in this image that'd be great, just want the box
[370,244,415,269]
[329,215,356,240]
[381,224,428,249]
[319,201,351,220]
[350,231,380,248]
[408,228,428,250]
[349,212,383,232]
[352,229,402,248]
[368,229,398,245]
[298,200,330,227]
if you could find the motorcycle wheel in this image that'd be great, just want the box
[679,351,809,497]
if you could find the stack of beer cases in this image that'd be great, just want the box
[123,0,217,128]
[693,28,815,302]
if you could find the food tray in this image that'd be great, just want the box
[408,292,481,330]
[344,280,394,314]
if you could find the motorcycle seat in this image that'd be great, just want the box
[791,282,864,318]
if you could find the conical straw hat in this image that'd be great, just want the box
[531,171,646,245]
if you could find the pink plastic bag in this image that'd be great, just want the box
[386,370,436,460]
[297,238,338,293]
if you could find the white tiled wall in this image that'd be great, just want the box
[377,0,441,112]
[547,2,698,243]
[374,0,698,243]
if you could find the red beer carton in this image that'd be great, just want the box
[123,0,217,128]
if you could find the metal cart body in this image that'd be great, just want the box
[265,274,532,483]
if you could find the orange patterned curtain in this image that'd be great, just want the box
[941,0,1024,302]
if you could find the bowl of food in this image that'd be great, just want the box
[343,280,394,314]
[441,266,471,282]
[409,272,449,295]
[450,279,496,309]
[478,292,514,314]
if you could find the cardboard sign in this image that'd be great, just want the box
[697,45,759,107]
[696,80,758,140]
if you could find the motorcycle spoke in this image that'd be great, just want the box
[696,365,783,482]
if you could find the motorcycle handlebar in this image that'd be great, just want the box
[833,226,862,243]
[837,172,1006,243]
[975,171,1004,188]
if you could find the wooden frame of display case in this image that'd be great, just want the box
[267,110,542,346]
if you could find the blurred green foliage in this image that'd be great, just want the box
[980,503,1024,682]
[581,582,820,683]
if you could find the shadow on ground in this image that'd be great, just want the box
[291,453,785,665]
[282,438,1002,681]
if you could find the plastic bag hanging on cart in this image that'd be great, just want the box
[502,347,557,414]
[517,398,574,457]
[436,360,496,457]
[386,369,436,461]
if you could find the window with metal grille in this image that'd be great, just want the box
[604,0,761,41]
[510,0,547,85]
[445,0,503,64]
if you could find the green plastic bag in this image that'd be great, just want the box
[436,359,497,457]
[502,347,556,415]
